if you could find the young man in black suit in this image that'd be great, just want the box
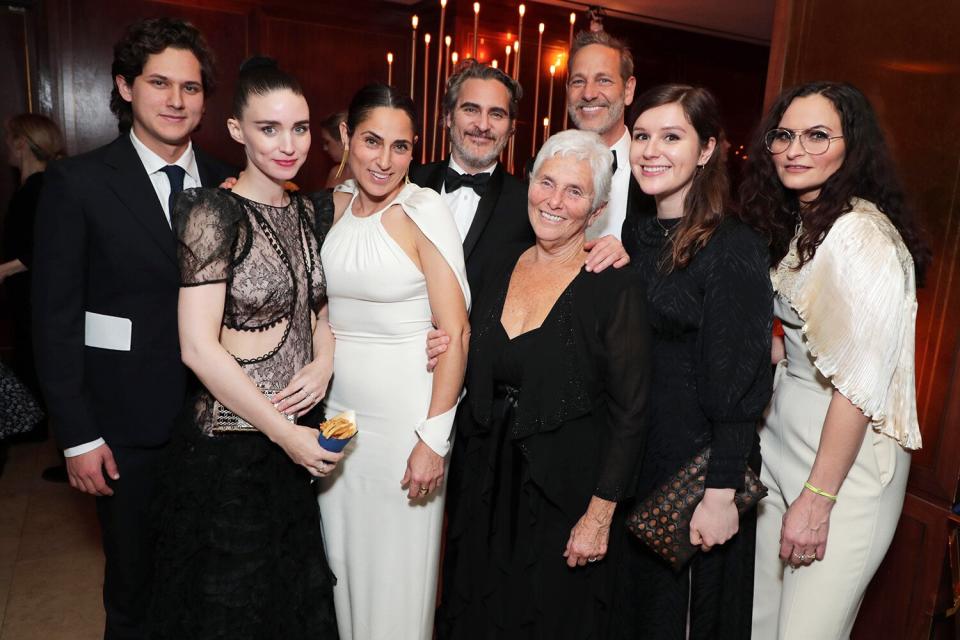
[411,60,628,298]
[32,18,233,639]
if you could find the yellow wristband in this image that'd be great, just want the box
[803,481,837,501]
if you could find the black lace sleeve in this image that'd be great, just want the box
[307,190,335,244]
[174,188,245,286]
[594,277,652,502]
[698,222,774,489]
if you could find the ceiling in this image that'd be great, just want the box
[539,0,776,44]
[387,0,776,45]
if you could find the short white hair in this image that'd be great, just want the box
[530,129,613,211]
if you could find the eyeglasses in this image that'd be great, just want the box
[764,128,844,156]
[533,177,591,205]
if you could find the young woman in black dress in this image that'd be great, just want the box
[148,58,340,638]
[616,84,773,640]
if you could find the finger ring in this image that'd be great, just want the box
[317,461,327,472]
[419,487,428,495]
[588,557,598,563]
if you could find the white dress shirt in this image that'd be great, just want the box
[586,126,631,241]
[440,157,497,242]
[129,130,201,226]
[63,133,200,458]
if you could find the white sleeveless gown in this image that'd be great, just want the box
[318,181,470,640]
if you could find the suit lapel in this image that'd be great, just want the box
[103,136,177,265]
[462,163,505,259]
[421,161,446,193]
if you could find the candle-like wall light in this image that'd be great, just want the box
[410,15,419,97]
[563,12,575,129]
[543,116,550,141]
[491,59,498,68]
[515,4,525,80]
[431,0,447,162]
[472,3,480,60]
[531,22,544,154]
[441,39,453,158]
[547,64,556,139]
[387,52,394,85]
[422,33,431,163]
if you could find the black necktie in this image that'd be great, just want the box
[445,167,491,196]
[159,165,186,221]
[611,150,619,173]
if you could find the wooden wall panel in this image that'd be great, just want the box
[0,4,34,236]
[768,0,960,635]
[257,12,409,190]
[46,0,251,167]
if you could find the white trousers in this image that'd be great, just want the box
[752,367,911,640]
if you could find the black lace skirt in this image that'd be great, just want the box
[148,405,338,639]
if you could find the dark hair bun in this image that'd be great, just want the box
[240,55,278,75]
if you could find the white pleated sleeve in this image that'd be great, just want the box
[772,198,921,449]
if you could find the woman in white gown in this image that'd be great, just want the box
[317,83,471,640]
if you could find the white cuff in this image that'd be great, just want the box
[415,404,458,457]
[63,438,106,457]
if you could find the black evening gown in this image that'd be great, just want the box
[437,248,652,640]
[614,216,773,640]
[148,189,338,639]
[2,172,44,400]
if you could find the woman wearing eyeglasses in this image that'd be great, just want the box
[740,82,929,639]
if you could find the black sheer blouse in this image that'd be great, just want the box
[461,247,652,518]
[174,188,328,433]
[630,216,773,491]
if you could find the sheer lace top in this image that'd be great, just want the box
[174,188,327,431]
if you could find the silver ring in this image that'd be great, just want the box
[419,486,428,495]
[588,557,598,563]
[794,552,807,562]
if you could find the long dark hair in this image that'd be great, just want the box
[628,84,729,270]
[110,18,217,133]
[232,56,303,117]
[345,83,417,138]
[738,81,930,283]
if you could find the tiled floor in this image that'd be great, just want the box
[0,440,105,639]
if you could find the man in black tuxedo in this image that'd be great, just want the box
[411,60,628,298]
[32,18,232,639]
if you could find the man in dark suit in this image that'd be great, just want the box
[411,60,628,299]
[32,18,232,639]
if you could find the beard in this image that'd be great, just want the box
[449,127,510,171]
[568,98,625,137]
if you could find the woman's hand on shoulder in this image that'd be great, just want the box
[276,424,343,477]
[690,487,739,551]
[583,234,630,272]
[401,439,445,499]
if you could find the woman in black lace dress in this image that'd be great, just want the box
[436,129,651,639]
[148,58,339,638]
[616,85,773,639]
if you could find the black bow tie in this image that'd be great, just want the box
[611,150,618,173]
[445,167,491,196]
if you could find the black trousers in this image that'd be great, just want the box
[94,443,166,640]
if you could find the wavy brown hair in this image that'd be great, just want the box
[628,84,729,271]
[110,18,217,133]
[738,81,930,283]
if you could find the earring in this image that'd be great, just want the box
[335,147,349,180]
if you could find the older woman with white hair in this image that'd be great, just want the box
[436,129,652,640]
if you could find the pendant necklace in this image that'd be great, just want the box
[655,217,672,237]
